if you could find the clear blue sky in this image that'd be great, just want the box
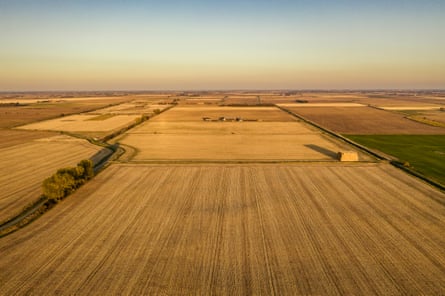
[1,0,444,90]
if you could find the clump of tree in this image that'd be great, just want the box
[42,160,94,202]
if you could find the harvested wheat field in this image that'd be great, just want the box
[281,105,445,134]
[0,129,56,149]
[17,114,141,132]
[0,163,444,294]
[118,106,368,161]
[149,106,297,122]
[91,101,172,115]
[0,135,103,224]
[0,97,133,128]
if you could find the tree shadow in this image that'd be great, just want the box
[305,144,337,159]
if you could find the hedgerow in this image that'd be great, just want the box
[42,159,94,202]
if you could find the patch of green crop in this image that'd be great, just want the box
[347,135,445,185]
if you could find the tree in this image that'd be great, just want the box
[78,159,94,180]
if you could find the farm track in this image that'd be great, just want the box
[0,164,444,294]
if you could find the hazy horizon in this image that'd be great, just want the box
[1,0,445,91]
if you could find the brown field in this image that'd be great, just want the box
[0,136,102,224]
[118,106,369,161]
[17,114,141,133]
[0,97,133,128]
[91,101,172,115]
[0,163,444,294]
[0,129,57,149]
[279,103,366,107]
[281,105,445,134]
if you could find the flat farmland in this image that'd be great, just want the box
[279,103,365,107]
[17,114,141,132]
[281,105,445,134]
[419,110,445,124]
[149,106,297,122]
[118,106,367,161]
[357,96,445,108]
[0,136,102,224]
[91,101,172,115]
[0,129,56,149]
[0,97,133,128]
[0,163,444,294]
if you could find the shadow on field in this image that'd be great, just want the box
[305,144,337,159]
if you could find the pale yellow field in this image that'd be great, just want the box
[119,107,368,161]
[17,114,141,132]
[149,106,297,122]
[0,163,444,294]
[131,121,318,135]
[122,134,350,161]
[279,103,366,107]
[380,106,442,110]
[0,135,102,223]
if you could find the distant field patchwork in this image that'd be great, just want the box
[118,106,368,161]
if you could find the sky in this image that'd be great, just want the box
[1,0,444,91]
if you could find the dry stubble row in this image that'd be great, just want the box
[0,164,444,294]
[0,138,101,223]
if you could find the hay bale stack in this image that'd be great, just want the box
[337,151,358,161]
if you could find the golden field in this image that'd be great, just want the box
[0,135,102,223]
[118,106,368,161]
[0,163,444,294]
[17,114,142,132]
[1,92,445,295]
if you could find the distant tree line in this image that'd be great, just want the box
[42,159,94,202]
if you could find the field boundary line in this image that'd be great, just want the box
[0,104,177,237]
[277,105,445,194]
[277,105,387,160]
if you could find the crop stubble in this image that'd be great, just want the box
[0,136,102,223]
[0,97,132,128]
[17,114,141,132]
[0,164,444,294]
[119,106,368,161]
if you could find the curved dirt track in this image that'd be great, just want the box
[0,163,444,294]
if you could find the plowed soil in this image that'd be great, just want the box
[0,164,444,294]
[282,106,445,134]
